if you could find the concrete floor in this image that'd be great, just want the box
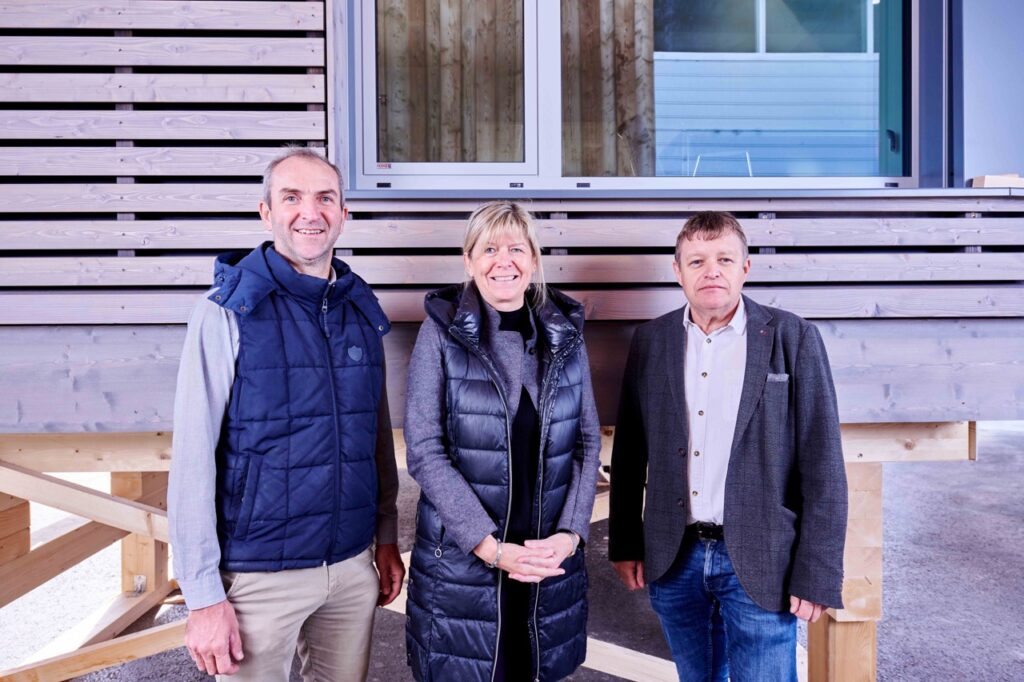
[1,422,1021,680]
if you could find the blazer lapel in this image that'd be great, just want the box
[731,296,774,454]
[665,308,687,419]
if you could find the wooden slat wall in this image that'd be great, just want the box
[0,0,1022,433]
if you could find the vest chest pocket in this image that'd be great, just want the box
[234,456,263,539]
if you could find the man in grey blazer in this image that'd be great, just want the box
[609,211,847,681]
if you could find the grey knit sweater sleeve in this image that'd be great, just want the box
[555,342,602,543]
[404,317,499,554]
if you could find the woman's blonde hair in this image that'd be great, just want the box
[463,200,547,308]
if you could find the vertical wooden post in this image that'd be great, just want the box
[0,492,31,565]
[110,472,168,594]
[809,462,883,680]
[808,616,878,682]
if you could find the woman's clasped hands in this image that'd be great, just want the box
[472,533,577,583]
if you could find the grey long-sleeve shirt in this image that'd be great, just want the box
[168,288,399,610]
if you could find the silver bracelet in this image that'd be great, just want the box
[486,540,503,569]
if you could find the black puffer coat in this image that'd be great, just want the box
[405,284,590,681]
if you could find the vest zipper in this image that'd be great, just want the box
[450,328,513,682]
[321,283,341,565]
[531,335,583,681]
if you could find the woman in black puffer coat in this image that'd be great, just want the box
[403,201,602,681]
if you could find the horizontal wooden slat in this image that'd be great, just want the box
[0,110,323,140]
[0,219,266,249]
[0,462,168,541]
[0,36,323,67]
[1,216,1020,250]
[0,73,323,104]
[346,195,1024,214]
[0,285,1019,325]
[0,146,307,177]
[2,253,1021,287]
[0,1,322,31]
[0,183,257,213]
[0,433,171,472]
[345,216,1024,248]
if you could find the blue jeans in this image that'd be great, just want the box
[649,537,797,682]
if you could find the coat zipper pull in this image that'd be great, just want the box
[321,284,333,337]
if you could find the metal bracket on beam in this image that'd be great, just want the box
[758,212,776,220]
[964,212,983,218]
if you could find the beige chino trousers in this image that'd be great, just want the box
[217,547,379,682]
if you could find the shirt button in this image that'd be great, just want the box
[677,498,685,507]
[378,325,384,331]
[692,490,699,497]
[706,338,712,344]
[701,372,708,378]
[694,450,701,457]
[239,305,248,313]
[698,410,704,416]
[678,447,686,455]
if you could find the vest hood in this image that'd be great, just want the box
[211,241,390,335]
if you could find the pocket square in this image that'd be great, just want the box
[767,373,790,382]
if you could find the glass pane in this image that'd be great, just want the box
[654,0,757,53]
[766,0,866,53]
[561,0,905,178]
[375,0,524,163]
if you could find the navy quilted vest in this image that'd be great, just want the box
[210,243,390,572]
[406,283,589,682]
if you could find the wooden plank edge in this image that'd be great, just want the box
[0,620,185,682]
[23,580,180,665]
[0,461,169,542]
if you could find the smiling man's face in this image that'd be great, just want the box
[259,155,345,278]
[673,231,751,322]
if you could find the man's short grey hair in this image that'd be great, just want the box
[262,146,344,206]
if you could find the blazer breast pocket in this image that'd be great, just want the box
[763,373,791,440]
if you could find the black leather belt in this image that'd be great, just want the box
[686,522,724,541]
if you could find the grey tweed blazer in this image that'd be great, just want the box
[608,295,847,611]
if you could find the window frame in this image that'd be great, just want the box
[343,0,917,193]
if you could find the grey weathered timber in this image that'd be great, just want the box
[0,147,301,177]
[0,110,324,140]
[2,253,1022,287]
[0,37,323,67]
[0,286,1019,325]
[1,319,1020,433]
[0,73,324,104]
[0,1,324,31]
[343,216,1024,248]
[345,194,1024,214]
[0,183,258,213]
[0,220,267,250]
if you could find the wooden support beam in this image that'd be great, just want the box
[0,433,171,473]
[0,518,127,608]
[0,499,29,539]
[831,462,883,622]
[0,493,30,565]
[841,422,973,462]
[0,620,186,682]
[111,473,168,595]
[24,581,179,664]
[808,614,877,682]
[0,461,168,542]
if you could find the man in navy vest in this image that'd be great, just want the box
[169,147,404,680]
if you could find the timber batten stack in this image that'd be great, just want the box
[0,1,1022,680]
